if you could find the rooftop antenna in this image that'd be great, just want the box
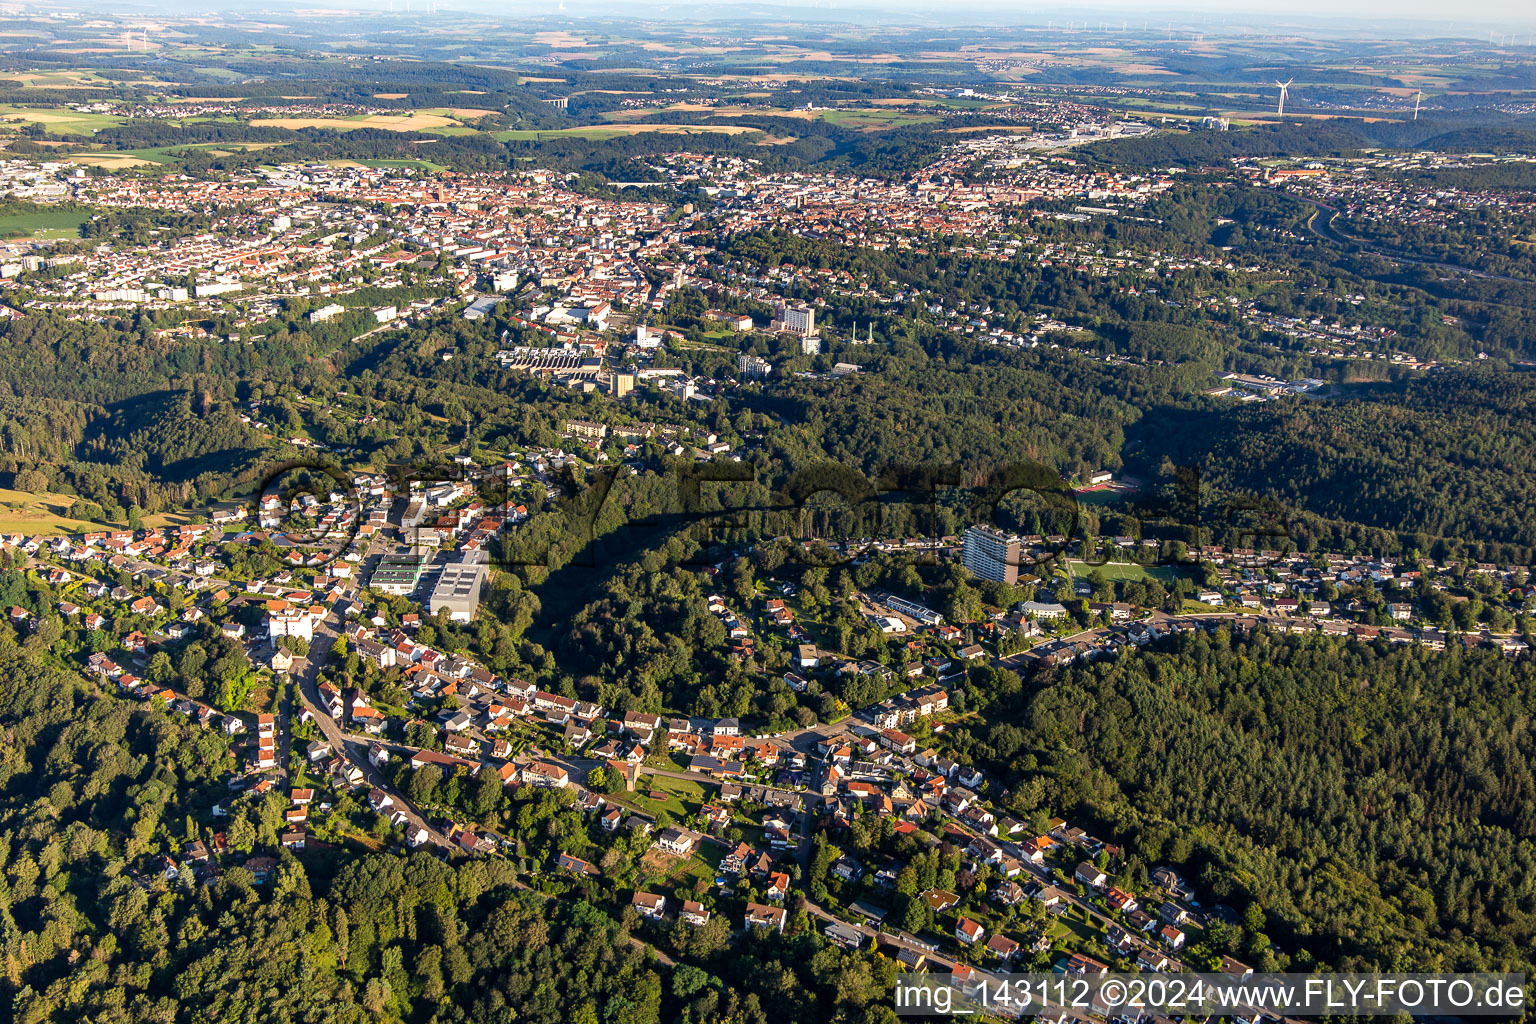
[1275,78,1293,117]
[1413,90,1422,120]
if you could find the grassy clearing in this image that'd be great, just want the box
[637,846,720,895]
[818,108,941,129]
[355,158,447,172]
[0,488,111,534]
[613,773,711,820]
[1179,599,1225,614]
[61,142,290,170]
[1065,560,1178,583]
[141,510,196,529]
[0,208,87,239]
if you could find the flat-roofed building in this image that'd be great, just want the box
[370,551,428,595]
[428,560,486,622]
[962,525,1024,585]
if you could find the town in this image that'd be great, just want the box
[1,6,1534,1022]
[1,442,1530,1003]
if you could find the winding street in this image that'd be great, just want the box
[1300,197,1530,284]
[291,611,451,849]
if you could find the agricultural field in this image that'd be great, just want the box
[493,123,762,141]
[0,106,126,135]
[819,108,943,129]
[603,103,945,130]
[0,69,114,89]
[249,109,495,133]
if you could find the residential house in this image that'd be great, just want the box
[744,902,787,934]
[955,918,985,945]
[632,892,666,920]
[1074,861,1107,888]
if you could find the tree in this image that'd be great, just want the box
[228,812,257,854]
[147,651,174,685]
[587,764,624,794]
[409,764,443,806]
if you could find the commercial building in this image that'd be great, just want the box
[369,551,428,595]
[883,594,944,627]
[428,560,487,621]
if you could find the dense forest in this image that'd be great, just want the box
[1128,371,1536,561]
[946,630,1536,975]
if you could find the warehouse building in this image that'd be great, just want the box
[428,560,487,621]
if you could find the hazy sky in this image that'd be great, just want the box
[513,0,1534,30]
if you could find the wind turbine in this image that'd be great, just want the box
[1413,90,1422,120]
[1275,78,1293,117]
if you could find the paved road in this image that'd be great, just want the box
[293,612,451,849]
[40,532,1409,1001]
[1299,197,1530,284]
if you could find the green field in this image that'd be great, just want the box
[493,124,760,141]
[0,105,126,134]
[611,773,711,820]
[358,158,447,172]
[1066,560,1178,583]
[819,108,941,129]
[1179,599,1226,614]
[0,208,87,239]
[0,488,110,534]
